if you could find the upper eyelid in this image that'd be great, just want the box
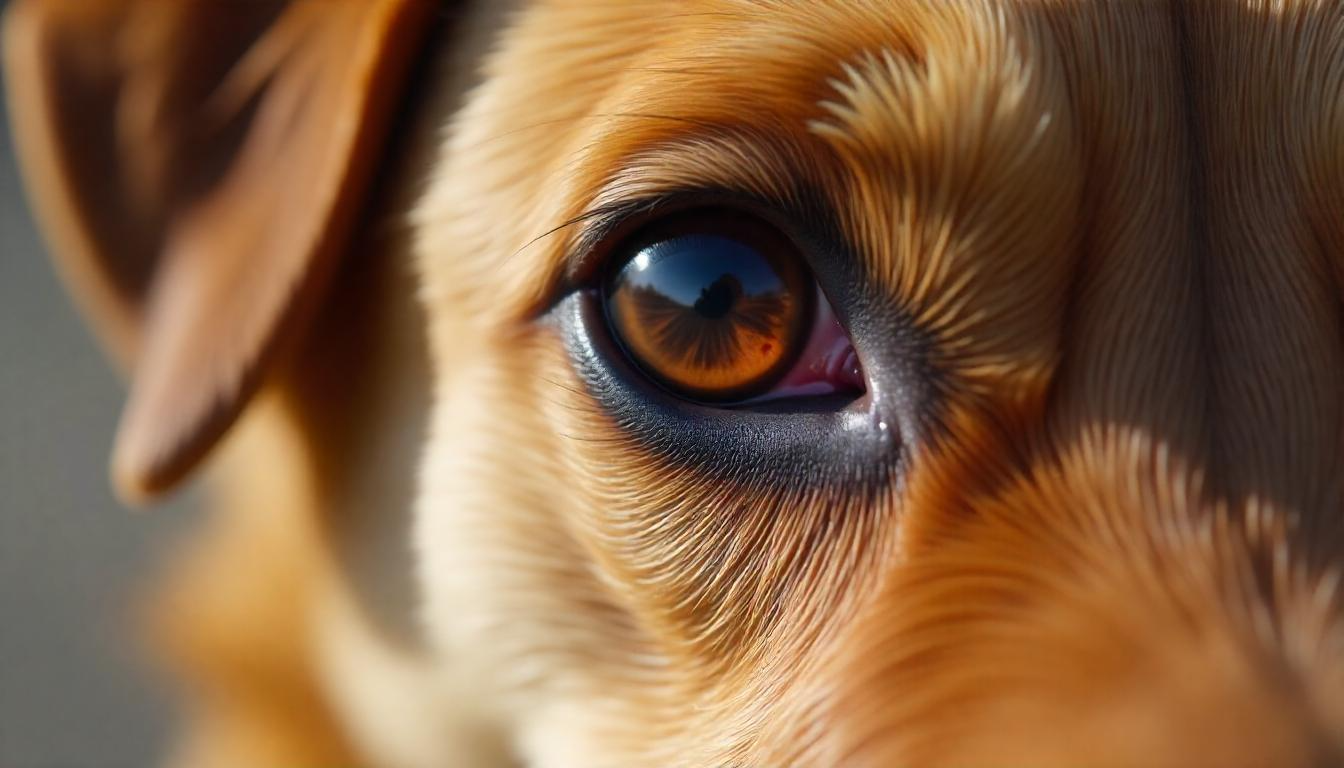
[564,187,811,288]
[566,196,670,284]
[559,130,839,289]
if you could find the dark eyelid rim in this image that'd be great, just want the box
[557,291,901,490]
[559,185,848,298]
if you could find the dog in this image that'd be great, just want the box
[7,0,1344,765]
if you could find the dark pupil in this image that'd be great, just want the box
[693,274,743,319]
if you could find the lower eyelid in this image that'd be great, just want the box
[556,291,896,486]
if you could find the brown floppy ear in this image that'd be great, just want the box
[3,0,435,502]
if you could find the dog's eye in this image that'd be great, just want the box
[603,209,863,404]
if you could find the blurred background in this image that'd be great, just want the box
[0,4,195,762]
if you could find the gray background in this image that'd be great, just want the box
[1,15,193,766]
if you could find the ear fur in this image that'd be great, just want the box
[3,0,436,502]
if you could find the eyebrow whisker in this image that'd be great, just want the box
[507,202,628,268]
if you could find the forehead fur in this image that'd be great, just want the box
[412,0,1344,764]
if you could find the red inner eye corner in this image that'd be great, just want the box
[752,287,865,402]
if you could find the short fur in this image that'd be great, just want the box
[8,1,1344,766]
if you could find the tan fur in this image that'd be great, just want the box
[10,0,1344,766]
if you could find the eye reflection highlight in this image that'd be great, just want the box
[604,212,813,402]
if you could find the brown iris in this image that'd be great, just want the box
[604,210,814,402]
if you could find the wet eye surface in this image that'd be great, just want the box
[603,209,864,405]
